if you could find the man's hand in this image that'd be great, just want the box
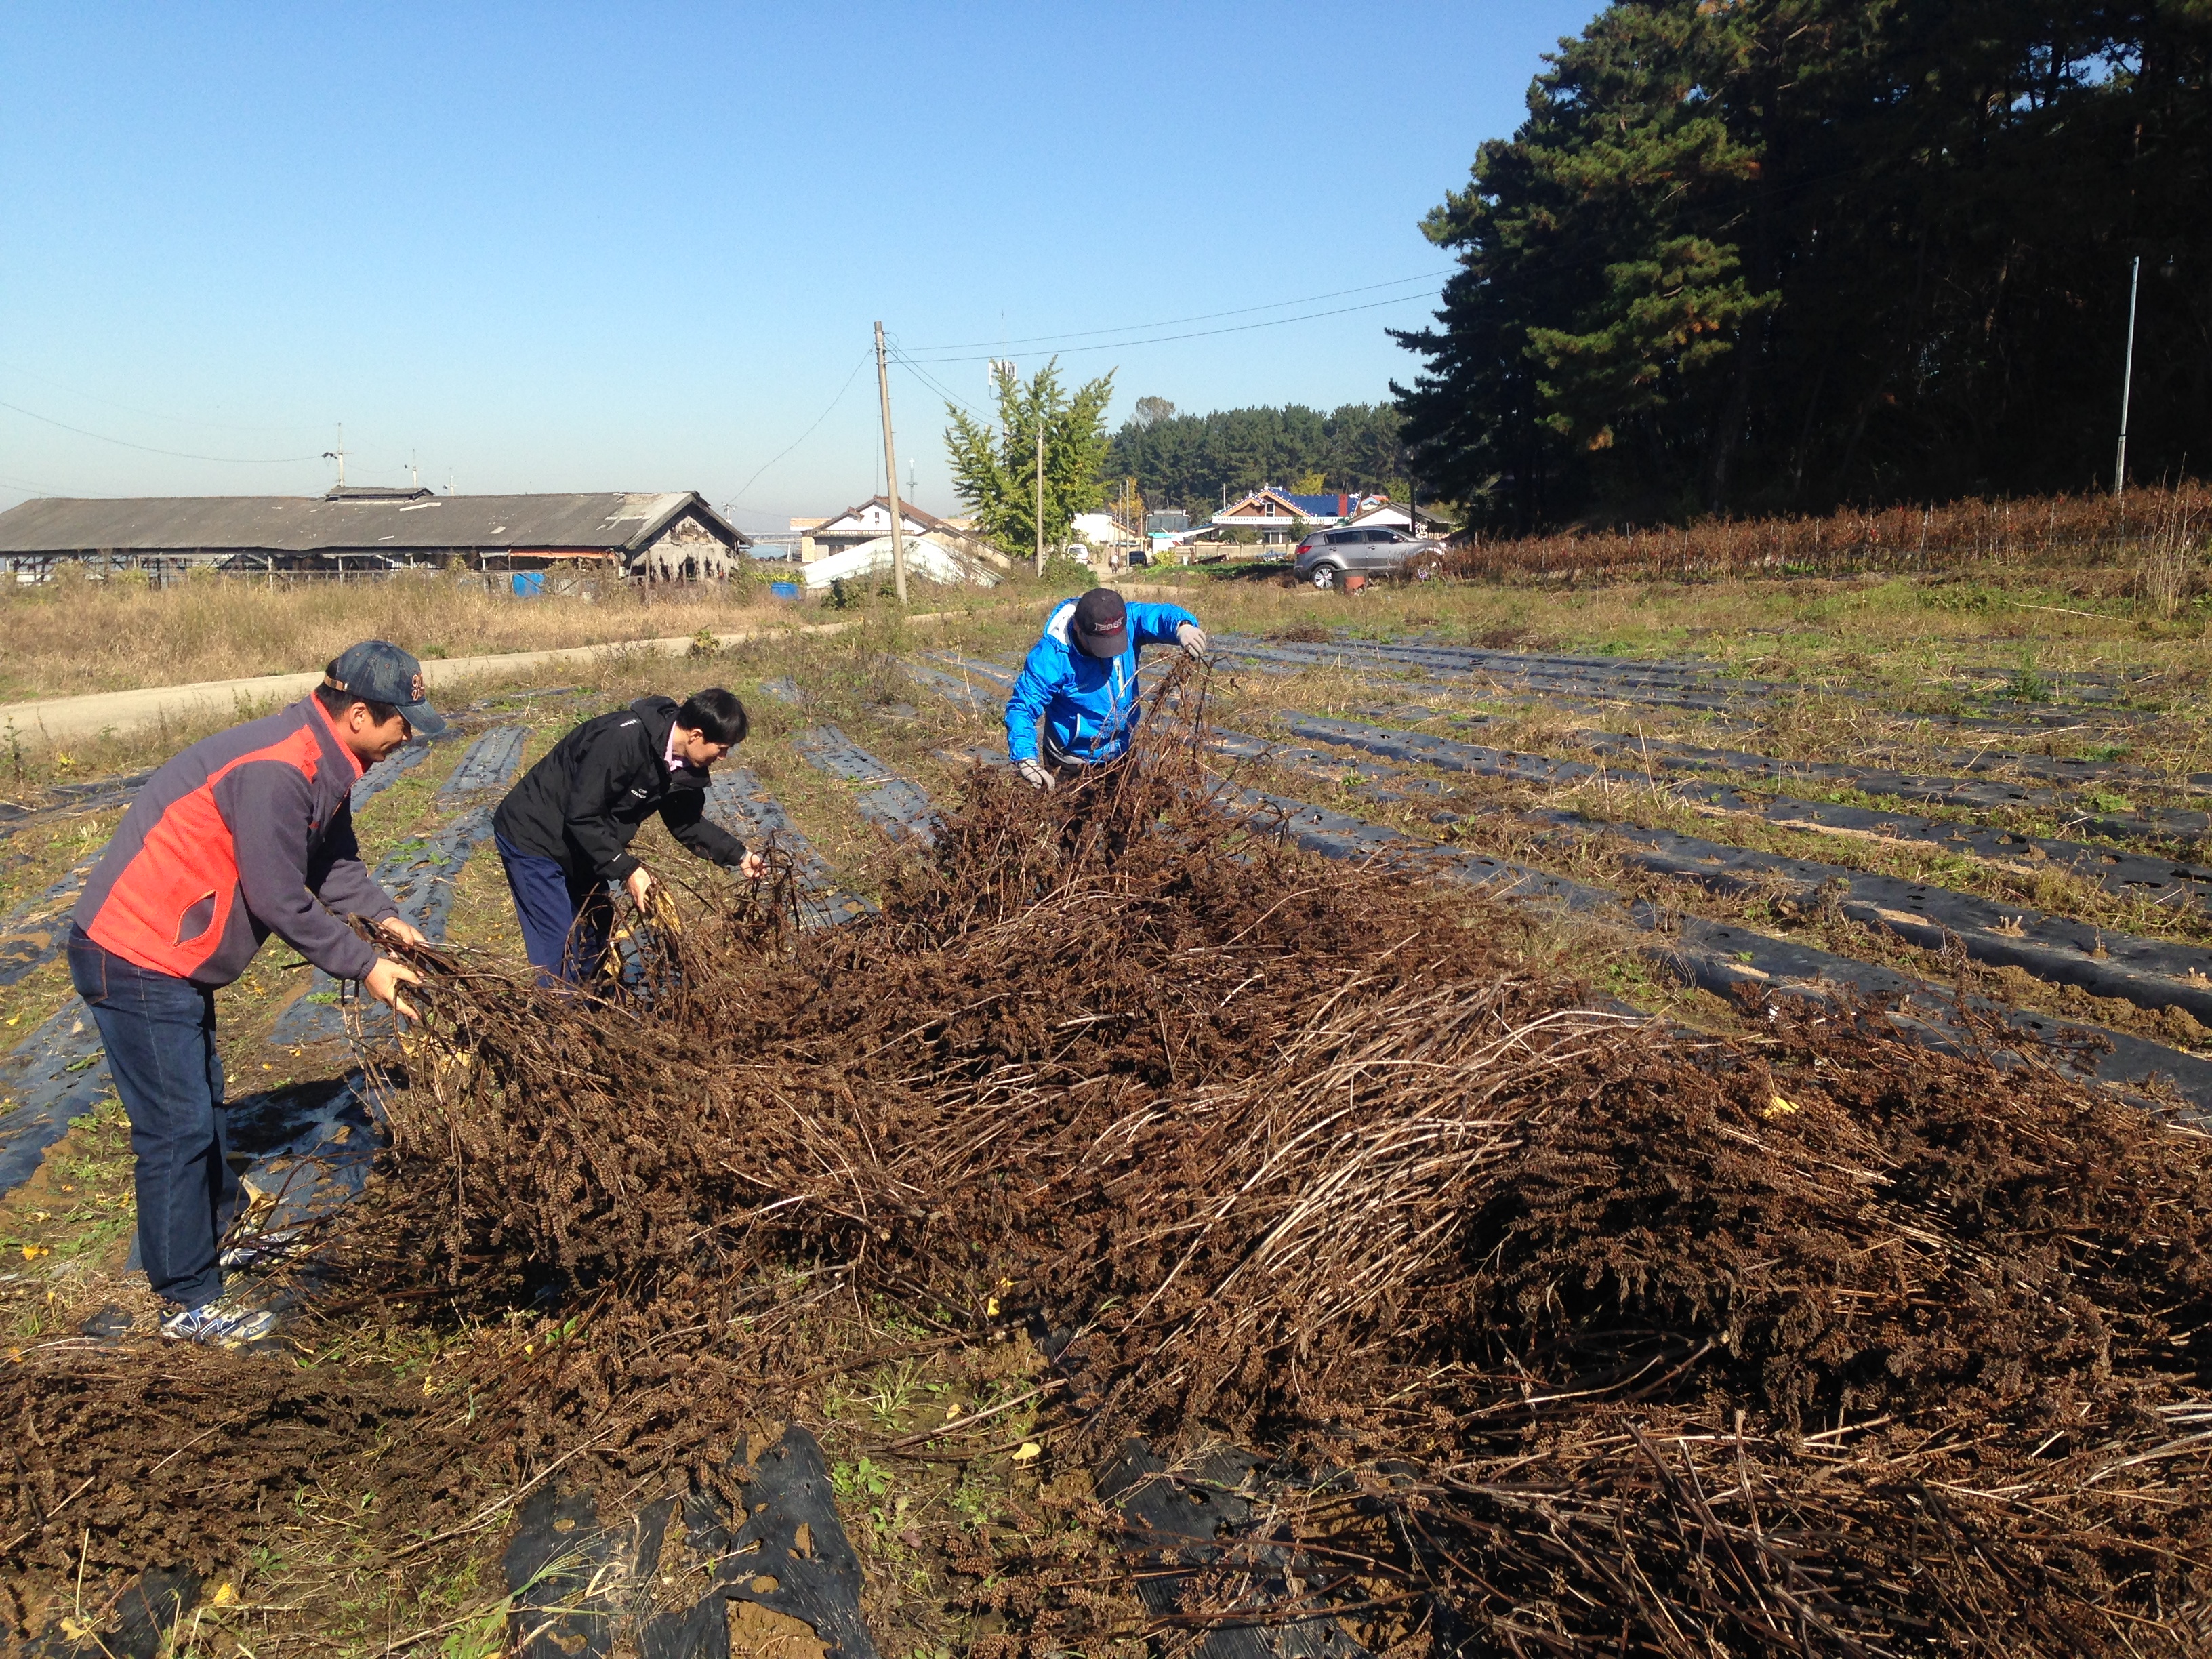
[376,916,427,949]
[364,957,423,1025]
[738,851,766,881]
[1017,758,1054,792]
[626,867,655,907]
[1176,621,1209,661]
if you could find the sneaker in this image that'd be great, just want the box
[218,1227,304,1271]
[160,1298,276,1346]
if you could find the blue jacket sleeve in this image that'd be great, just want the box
[1128,603,1197,647]
[1003,637,1065,763]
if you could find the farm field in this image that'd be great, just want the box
[5,530,2212,1655]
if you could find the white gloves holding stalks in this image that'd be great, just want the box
[1176,622,1209,660]
[1017,757,1054,792]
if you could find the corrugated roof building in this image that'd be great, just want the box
[0,488,751,581]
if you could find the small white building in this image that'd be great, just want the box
[793,496,1006,570]
[801,532,1001,590]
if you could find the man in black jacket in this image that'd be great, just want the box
[493,687,763,983]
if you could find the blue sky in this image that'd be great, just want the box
[0,2,1600,530]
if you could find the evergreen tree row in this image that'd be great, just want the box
[1104,399,1409,516]
[1393,1,2212,529]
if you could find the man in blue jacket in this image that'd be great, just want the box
[1004,588,1206,788]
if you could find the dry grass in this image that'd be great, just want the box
[0,567,791,701]
[1445,480,2212,584]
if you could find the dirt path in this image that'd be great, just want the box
[0,605,1002,745]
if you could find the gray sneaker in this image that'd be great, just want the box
[160,1298,276,1346]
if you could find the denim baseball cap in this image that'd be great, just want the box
[1071,588,1128,659]
[323,640,447,737]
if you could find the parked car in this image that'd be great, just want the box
[1291,525,1441,588]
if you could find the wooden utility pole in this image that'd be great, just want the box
[1033,419,1046,577]
[874,321,908,604]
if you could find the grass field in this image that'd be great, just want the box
[6,512,2212,1652]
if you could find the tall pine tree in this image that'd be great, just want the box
[1395,0,2212,529]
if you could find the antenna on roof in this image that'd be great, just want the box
[321,424,347,489]
[409,449,420,489]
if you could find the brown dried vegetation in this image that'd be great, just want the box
[7,673,2212,1654]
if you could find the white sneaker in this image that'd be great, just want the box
[160,1298,276,1345]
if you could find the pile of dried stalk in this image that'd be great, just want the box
[7,667,2212,1655]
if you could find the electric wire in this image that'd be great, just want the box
[903,269,1454,352]
[0,362,308,435]
[720,350,872,512]
[0,397,324,464]
[897,291,1443,365]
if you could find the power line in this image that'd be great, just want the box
[0,362,308,435]
[889,348,989,422]
[721,350,872,508]
[898,291,1443,365]
[0,470,102,498]
[0,397,323,464]
[905,270,1454,353]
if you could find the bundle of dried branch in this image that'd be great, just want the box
[7,664,2212,1655]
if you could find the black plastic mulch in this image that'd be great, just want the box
[504,1424,881,1659]
[792,726,939,846]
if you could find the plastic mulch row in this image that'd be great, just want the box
[0,771,152,840]
[502,1422,882,1659]
[703,768,875,928]
[1570,726,2212,846]
[1250,717,2212,1038]
[1234,783,2212,1118]
[0,858,96,990]
[1265,633,2163,732]
[1282,713,2212,893]
[901,660,1002,718]
[350,735,432,809]
[0,999,114,1200]
[791,725,939,845]
[433,725,529,807]
[1214,634,2146,736]
[1095,1438,1372,1659]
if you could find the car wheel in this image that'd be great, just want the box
[1311,562,1340,590]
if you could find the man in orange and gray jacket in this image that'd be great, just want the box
[67,640,440,1344]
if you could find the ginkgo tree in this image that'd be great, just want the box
[943,359,1115,569]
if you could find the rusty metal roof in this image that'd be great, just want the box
[0,491,750,555]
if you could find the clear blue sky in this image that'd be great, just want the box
[0,2,1599,531]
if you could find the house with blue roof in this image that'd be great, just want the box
[1209,486,1384,547]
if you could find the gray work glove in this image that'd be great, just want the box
[1017,757,1054,792]
[1176,621,1209,660]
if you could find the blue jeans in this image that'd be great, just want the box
[66,926,238,1308]
[496,834,613,986]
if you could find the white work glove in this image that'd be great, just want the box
[1017,757,1054,792]
[1176,622,1209,660]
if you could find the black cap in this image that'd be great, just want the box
[1070,588,1128,659]
[323,640,447,737]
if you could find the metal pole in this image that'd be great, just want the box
[2115,254,2142,499]
[1034,419,1046,578]
[874,321,908,604]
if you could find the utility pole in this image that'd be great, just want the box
[2114,255,2142,499]
[874,321,907,604]
[1034,420,1046,578]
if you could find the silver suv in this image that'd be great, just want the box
[1291,525,1439,588]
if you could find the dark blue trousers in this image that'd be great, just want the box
[66,927,237,1309]
[496,833,613,986]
